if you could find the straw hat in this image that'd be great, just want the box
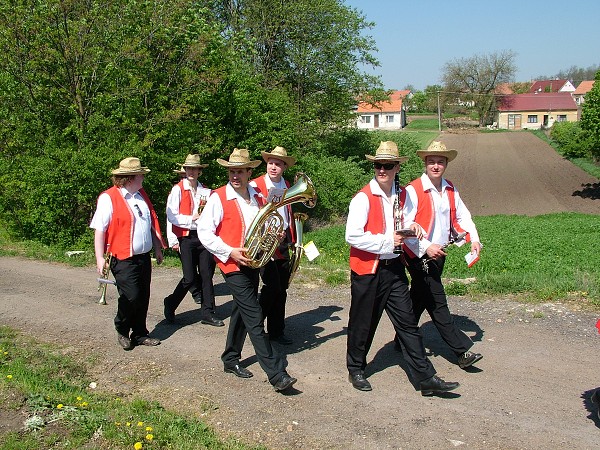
[261,146,296,167]
[181,154,209,168]
[111,157,150,175]
[416,141,457,162]
[365,141,408,163]
[172,166,186,174]
[216,148,262,169]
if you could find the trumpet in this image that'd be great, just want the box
[97,252,113,305]
[289,212,308,284]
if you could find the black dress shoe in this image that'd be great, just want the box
[591,389,600,420]
[458,351,483,369]
[420,375,460,396]
[348,373,372,391]
[137,336,161,346]
[164,298,175,323]
[224,364,253,378]
[117,333,134,351]
[270,334,293,345]
[193,296,203,305]
[200,315,224,327]
[273,374,297,392]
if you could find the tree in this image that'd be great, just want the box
[441,50,516,126]
[579,70,600,161]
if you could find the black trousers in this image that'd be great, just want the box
[111,252,152,341]
[221,267,287,385]
[165,231,216,318]
[259,232,291,337]
[406,255,473,356]
[347,259,436,382]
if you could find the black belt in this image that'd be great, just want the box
[380,257,400,266]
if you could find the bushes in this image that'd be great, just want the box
[550,122,591,158]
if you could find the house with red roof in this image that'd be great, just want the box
[494,92,578,130]
[573,80,595,106]
[354,90,410,130]
[529,79,576,93]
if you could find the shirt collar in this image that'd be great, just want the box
[420,173,449,193]
[225,183,259,201]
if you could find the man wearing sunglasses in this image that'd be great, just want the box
[344,141,460,396]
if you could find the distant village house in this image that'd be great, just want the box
[355,90,410,130]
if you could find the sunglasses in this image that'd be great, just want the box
[373,162,397,170]
[134,204,143,218]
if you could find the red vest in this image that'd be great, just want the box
[402,177,469,258]
[172,180,193,238]
[214,186,263,274]
[104,186,165,259]
[349,184,404,275]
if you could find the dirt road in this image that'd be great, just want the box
[1,132,599,449]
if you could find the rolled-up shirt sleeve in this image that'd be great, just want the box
[196,192,232,263]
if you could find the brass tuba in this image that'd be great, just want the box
[288,212,308,283]
[244,173,316,269]
[98,252,113,305]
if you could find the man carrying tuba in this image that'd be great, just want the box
[196,148,297,393]
[250,146,297,346]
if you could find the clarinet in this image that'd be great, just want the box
[393,174,403,254]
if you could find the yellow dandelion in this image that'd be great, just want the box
[77,396,82,401]
[137,421,144,427]
[6,375,12,379]
[145,426,153,432]
[81,402,88,407]
[57,404,64,409]
[145,434,153,441]
[115,422,122,426]
[126,422,131,427]
[134,442,143,450]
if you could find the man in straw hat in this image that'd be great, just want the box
[345,141,460,395]
[90,157,166,350]
[250,146,297,345]
[164,154,223,327]
[400,141,483,369]
[197,148,297,392]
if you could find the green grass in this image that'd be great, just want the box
[404,118,443,131]
[0,326,261,450]
[304,212,600,306]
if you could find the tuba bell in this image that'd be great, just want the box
[244,172,316,269]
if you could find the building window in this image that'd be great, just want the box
[386,115,394,123]
[361,115,371,124]
[556,115,567,122]
[527,115,538,123]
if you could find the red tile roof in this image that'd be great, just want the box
[497,92,577,112]
[356,90,409,113]
[574,80,595,95]
[529,79,569,93]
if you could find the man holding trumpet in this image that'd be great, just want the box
[90,157,165,351]
[345,141,459,395]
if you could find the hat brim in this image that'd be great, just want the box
[111,167,151,175]
[365,155,409,164]
[261,151,296,167]
[416,150,457,162]
[216,159,262,169]
[182,163,209,169]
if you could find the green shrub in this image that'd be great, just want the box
[550,121,590,158]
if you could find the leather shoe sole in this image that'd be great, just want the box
[117,334,134,351]
[200,316,225,327]
[458,352,483,369]
[224,365,253,378]
[348,373,372,391]
[137,337,161,346]
[273,375,297,392]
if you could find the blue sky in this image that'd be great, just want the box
[343,0,600,90]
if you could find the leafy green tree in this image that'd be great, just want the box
[579,70,600,161]
[442,50,516,126]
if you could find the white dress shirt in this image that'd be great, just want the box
[404,174,480,258]
[90,187,153,255]
[250,175,290,230]
[197,183,261,263]
[345,178,416,260]
[166,178,211,231]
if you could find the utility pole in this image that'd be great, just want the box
[437,90,442,132]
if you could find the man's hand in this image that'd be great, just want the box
[426,244,447,260]
[230,248,253,266]
[471,241,482,256]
